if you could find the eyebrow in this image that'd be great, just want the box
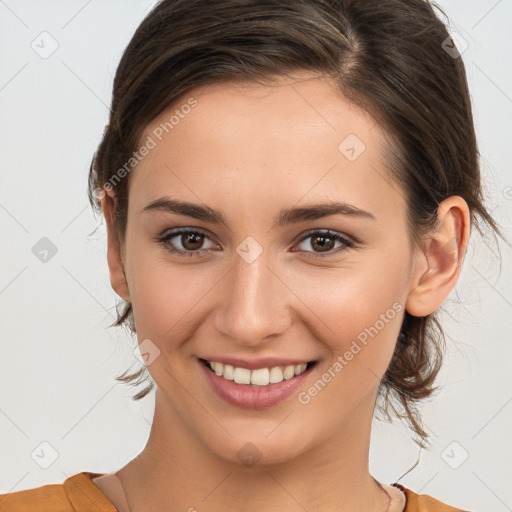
[141,196,376,226]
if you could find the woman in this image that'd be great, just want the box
[1,0,505,510]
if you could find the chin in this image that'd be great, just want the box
[203,429,310,469]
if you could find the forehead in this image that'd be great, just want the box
[130,74,404,226]
[165,74,379,150]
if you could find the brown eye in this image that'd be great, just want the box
[180,232,204,251]
[310,234,336,252]
[294,230,354,257]
[157,228,218,257]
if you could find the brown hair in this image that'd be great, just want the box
[88,0,506,447]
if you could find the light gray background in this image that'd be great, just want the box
[0,1,511,510]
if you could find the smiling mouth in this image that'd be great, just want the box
[200,358,318,386]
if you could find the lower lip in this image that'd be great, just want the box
[199,359,315,409]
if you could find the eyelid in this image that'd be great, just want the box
[291,229,356,258]
[296,228,357,246]
[156,227,358,258]
[155,227,220,256]
[158,226,217,241]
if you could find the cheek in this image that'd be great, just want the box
[287,258,408,402]
[126,229,410,362]
[330,280,404,354]
[317,297,402,392]
[126,251,220,343]
[294,282,405,421]
[291,258,407,345]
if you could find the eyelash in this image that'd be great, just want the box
[156,228,356,259]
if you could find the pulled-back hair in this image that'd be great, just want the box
[88,0,505,447]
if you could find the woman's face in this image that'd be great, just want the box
[110,74,426,466]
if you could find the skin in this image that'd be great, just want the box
[98,73,470,512]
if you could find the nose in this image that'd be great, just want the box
[213,249,291,347]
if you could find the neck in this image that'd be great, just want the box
[116,391,389,512]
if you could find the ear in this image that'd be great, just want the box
[100,188,131,302]
[406,195,470,317]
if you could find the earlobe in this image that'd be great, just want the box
[100,190,131,302]
[406,196,470,317]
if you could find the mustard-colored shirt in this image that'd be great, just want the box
[0,472,465,511]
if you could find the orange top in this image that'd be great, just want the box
[0,472,465,511]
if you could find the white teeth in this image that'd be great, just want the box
[233,367,251,384]
[295,363,307,375]
[251,368,269,386]
[283,365,295,380]
[214,362,223,376]
[223,364,234,380]
[269,366,283,383]
[206,360,310,386]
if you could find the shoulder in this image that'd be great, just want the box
[0,472,117,512]
[399,484,467,512]
[0,480,73,512]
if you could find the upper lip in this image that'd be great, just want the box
[199,356,315,370]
